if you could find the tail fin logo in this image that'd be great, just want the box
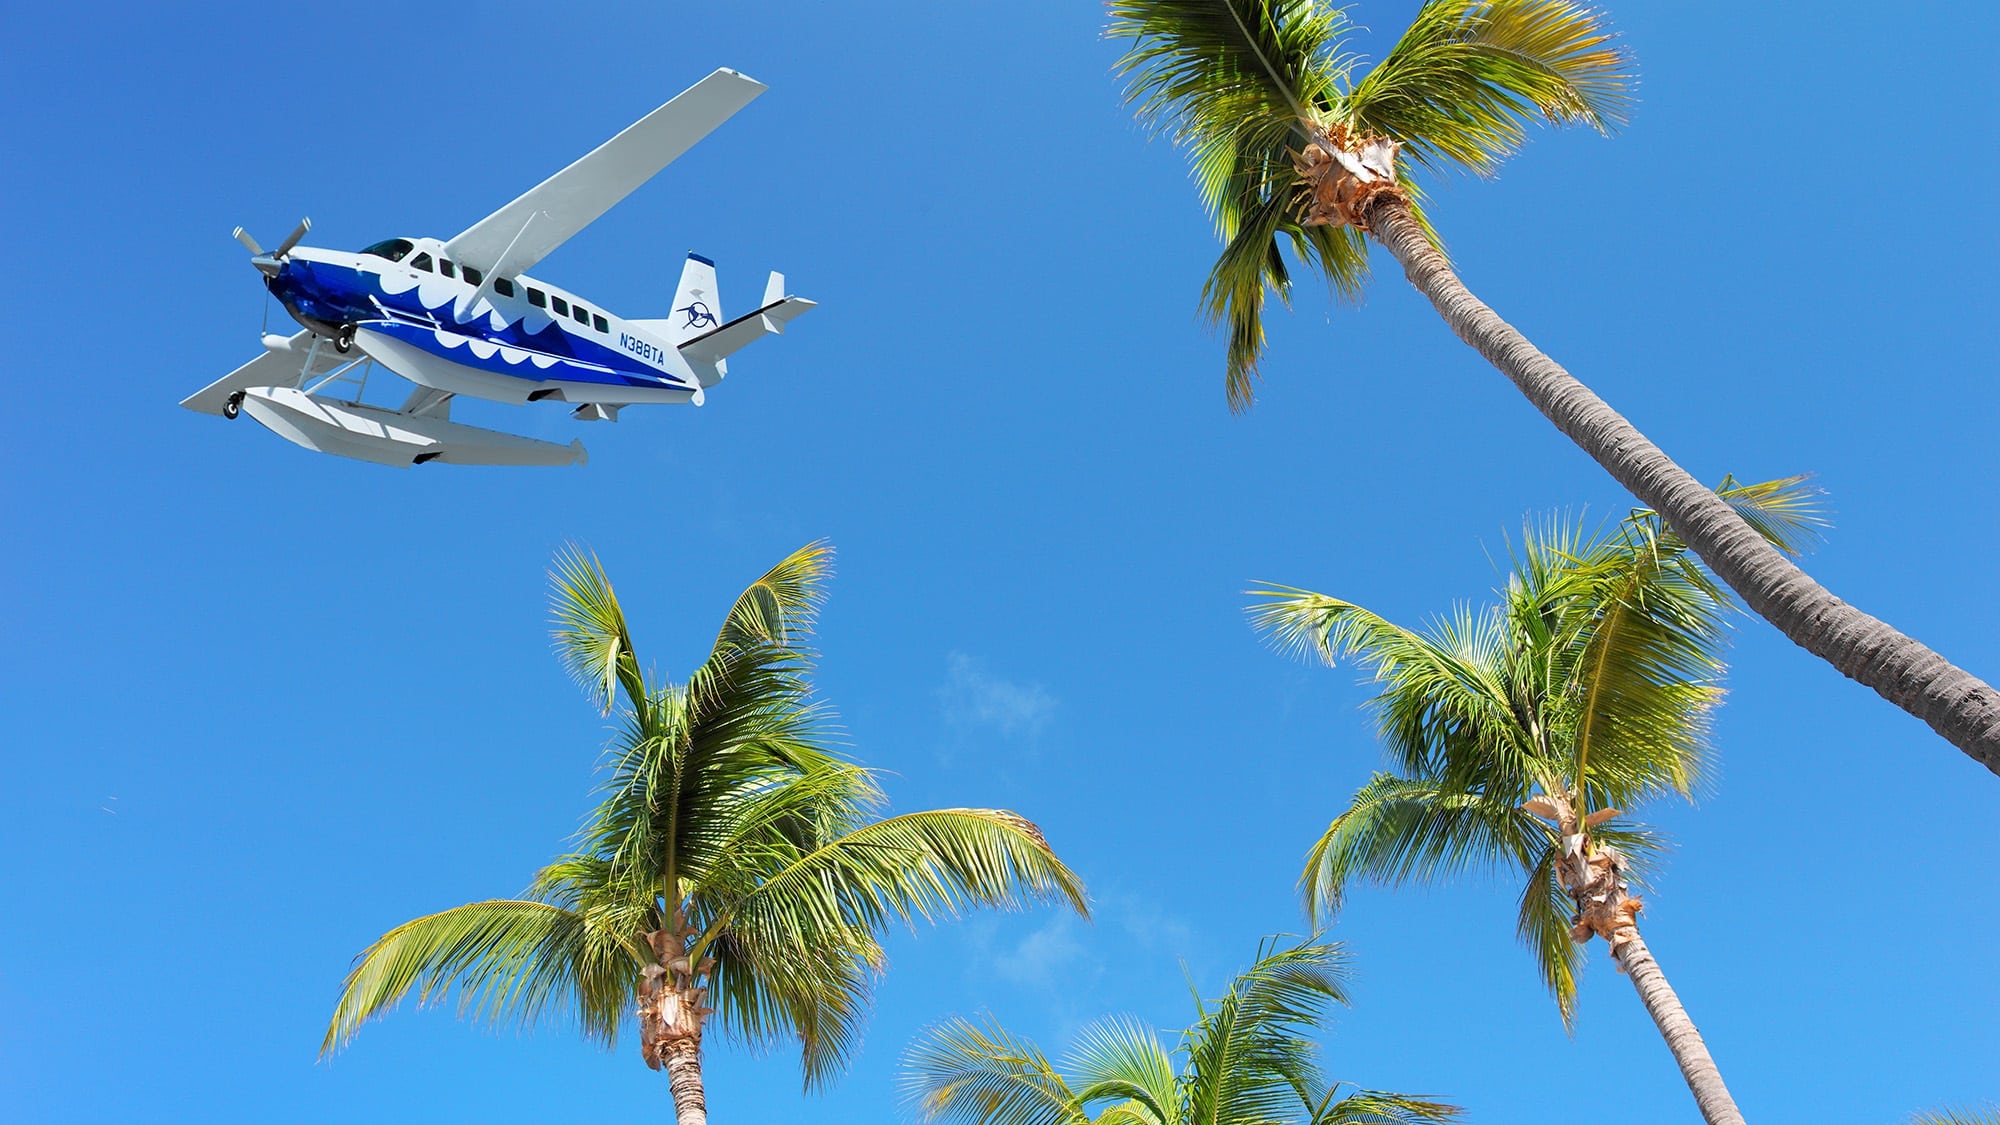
[678,300,718,330]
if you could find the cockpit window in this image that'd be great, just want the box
[360,238,415,263]
[439,259,457,279]
[411,252,434,272]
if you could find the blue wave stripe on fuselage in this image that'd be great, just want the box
[361,319,676,388]
[271,261,685,388]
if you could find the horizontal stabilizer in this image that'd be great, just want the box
[678,296,816,386]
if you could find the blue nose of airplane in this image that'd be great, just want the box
[263,258,379,337]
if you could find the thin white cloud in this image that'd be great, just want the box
[940,651,1056,738]
[991,915,1087,989]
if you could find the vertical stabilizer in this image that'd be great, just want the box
[668,253,722,344]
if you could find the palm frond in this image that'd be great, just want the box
[1203,188,1296,410]
[708,539,832,664]
[1343,0,1634,176]
[1628,474,1827,560]
[322,899,643,1056]
[1110,0,1354,142]
[1300,773,1541,920]
[1312,1088,1463,1124]
[902,1015,1089,1125]
[1513,842,1583,1024]
[1250,586,1537,784]
[1184,939,1351,1125]
[706,916,880,1089]
[1066,1017,1180,1124]
[1538,523,1726,807]
[676,756,882,896]
[550,545,647,717]
[719,809,1090,940]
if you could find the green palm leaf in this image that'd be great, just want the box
[1310,1089,1462,1124]
[1299,773,1543,919]
[322,899,643,1055]
[718,809,1089,941]
[1513,841,1583,1022]
[1068,1017,1181,1125]
[1184,940,1350,1125]
[1250,588,1539,787]
[903,1015,1090,1125]
[1345,0,1633,175]
[550,545,646,717]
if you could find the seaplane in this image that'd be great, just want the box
[183,68,813,467]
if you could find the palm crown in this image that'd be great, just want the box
[324,542,1088,1092]
[1108,0,1633,407]
[903,937,1458,1125]
[1250,478,1819,1019]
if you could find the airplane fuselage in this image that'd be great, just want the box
[266,236,705,407]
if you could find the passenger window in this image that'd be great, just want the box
[551,296,570,316]
[411,253,434,272]
[463,266,483,285]
[592,313,608,332]
[571,305,589,325]
[439,259,457,279]
[527,287,546,308]
[494,278,515,297]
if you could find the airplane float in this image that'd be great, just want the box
[183,68,813,467]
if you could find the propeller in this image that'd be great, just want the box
[234,217,310,276]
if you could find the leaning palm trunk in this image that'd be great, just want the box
[1615,932,1742,1125]
[1355,192,2000,776]
[1550,797,1743,1125]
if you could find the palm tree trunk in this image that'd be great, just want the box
[1564,833,1744,1124]
[1363,194,2000,777]
[662,1039,708,1125]
[1613,931,1746,1125]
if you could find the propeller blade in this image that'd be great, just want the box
[233,226,264,256]
[274,217,312,258]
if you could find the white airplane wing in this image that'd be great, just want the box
[181,331,350,416]
[444,68,766,278]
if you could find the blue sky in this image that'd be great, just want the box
[2,1,1995,1121]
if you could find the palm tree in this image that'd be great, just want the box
[322,542,1090,1125]
[1107,0,2000,774]
[903,937,1458,1125]
[1249,479,1821,1125]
